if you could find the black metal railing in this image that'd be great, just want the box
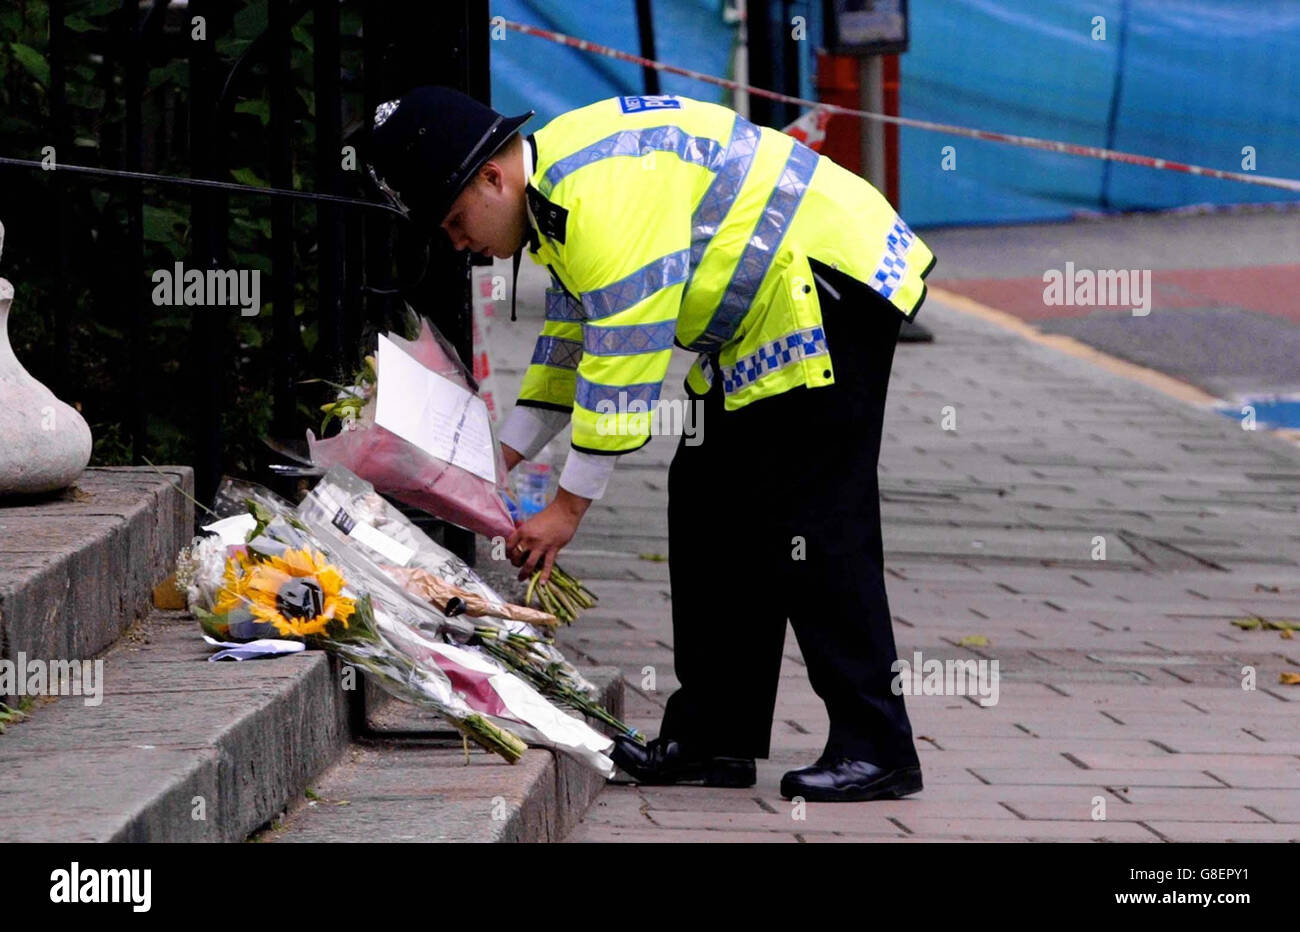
[5,0,492,563]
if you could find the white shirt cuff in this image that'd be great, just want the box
[499,405,569,461]
[558,448,618,501]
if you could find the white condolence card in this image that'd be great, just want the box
[374,333,498,484]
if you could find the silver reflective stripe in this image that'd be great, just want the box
[575,378,660,412]
[721,326,828,395]
[687,115,760,282]
[871,216,916,300]
[583,319,678,356]
[545,287,585,322]
[541,126,726,195]
[530,335,583,369]
[692,141,820,351]
[581,249,690,321]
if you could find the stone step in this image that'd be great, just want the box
[0,609,352,842]
[0,604,623,842]
[263,669,624,843]
[0,464,625,843]
[0,466,194,669]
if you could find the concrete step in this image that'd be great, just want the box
[0,466,194,669]
[262,669,624,843]
[0,465,624,843]
[0,605,621,843]
[0,609,352,842]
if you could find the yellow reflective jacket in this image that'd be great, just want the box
[518,94,935,455]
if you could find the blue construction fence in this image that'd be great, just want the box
[490,1,1300,227]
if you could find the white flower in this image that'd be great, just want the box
[176,534,229,613]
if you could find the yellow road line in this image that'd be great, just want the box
[928,286,1223,407]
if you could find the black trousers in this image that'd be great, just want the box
[658,271,920,768]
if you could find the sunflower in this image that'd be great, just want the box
[213,549,257,616]
[243,547,356,639]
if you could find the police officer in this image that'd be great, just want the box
[368,86,935,802]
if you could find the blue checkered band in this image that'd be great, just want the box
[871,217,915,300]
[583,319,678,357]
[697,353,714,389]
[542,126,726,195]
[691,141,820,352]
[687,115,760,283]
[575,378,661,413]
[582,249,691,321]
[721,326,828,395]
[545,287,585,322]
[530,335,583,370]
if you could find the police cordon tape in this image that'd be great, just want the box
[500,18,1300,195]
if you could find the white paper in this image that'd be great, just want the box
[311,483,415,566]
[429,642,616,777]
[374,334,498,483]
[350,520,415,566]
[201,513,258,547]
[202,636,305,661]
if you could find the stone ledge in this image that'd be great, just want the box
[0,610,351,842]
[264,667,625,843]
[0,466,194,674]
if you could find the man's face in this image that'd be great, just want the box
[439,157,526,260]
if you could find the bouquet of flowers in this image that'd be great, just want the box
[304,309,597,624]
[297,465,632,735]
[176,478,622,775]
[306,309,514,539]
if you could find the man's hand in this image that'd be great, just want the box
[505,487,592,584]
[502,443,524,472]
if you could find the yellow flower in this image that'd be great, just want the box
[214,550,257,615]
[242,547,355,639]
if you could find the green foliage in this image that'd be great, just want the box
[0,0,369,483]
[9,41,49,86]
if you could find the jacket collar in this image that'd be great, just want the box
[511,133,541,321]
[522,134,541,254]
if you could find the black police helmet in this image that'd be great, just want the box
[367,86,533,225]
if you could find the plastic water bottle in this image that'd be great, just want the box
[515,460,552,519]
[514,439,561,520]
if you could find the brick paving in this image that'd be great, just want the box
[486,256,1300,843]
[931,264,1300,324]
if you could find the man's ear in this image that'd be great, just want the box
[480,160,506,194]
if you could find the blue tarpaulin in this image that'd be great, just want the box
[490,1,1300,227]
[900,1,1300,225]
[489,0,733,128]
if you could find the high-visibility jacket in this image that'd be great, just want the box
[517,94,935,456]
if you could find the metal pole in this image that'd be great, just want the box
[858,54,886,191]
[746,0,773,126]
[269,0,298,441]
[314,0,345,379]
[779,0,799,127]
[48,0,71,402]
[188,0,222,509]
[635,0,660,95]
[119,0,148,465]
[362,0,396,333]
[733,0,749,118]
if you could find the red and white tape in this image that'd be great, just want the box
[502,19,1300,195]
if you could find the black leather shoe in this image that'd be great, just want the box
[780,757,923,802]
[898,318,934,342]
[610,735,756,788]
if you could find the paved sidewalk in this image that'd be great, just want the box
[488,259,1300,843]
[925,210,1300,401]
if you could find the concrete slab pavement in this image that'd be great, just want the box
[483,255,1300,843]
[924,209,1300,401]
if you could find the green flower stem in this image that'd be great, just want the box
[476,638,637,738]
[458,713,527,762]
